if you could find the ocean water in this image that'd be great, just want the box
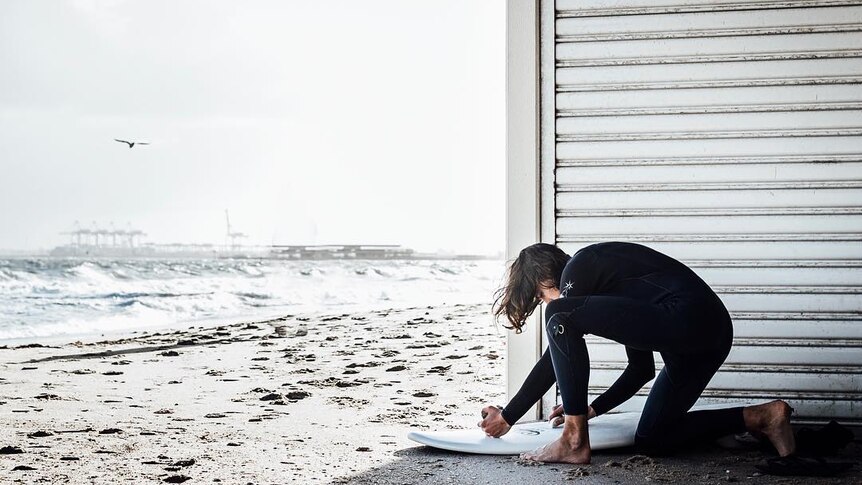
[0,258,505,342]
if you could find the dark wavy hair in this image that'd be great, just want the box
[492,243,570,333]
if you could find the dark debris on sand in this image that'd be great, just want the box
[163,475,191,483]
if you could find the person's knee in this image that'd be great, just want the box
[544,299,568,322]
[544,315,560,341]
[635,412,688,456]
[634,433,675,457]
[545,304,575,341]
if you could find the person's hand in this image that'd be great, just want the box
[478,405,510,438]
[548,404,565,427]
[548,405,597,427]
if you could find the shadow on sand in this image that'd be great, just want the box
[331,441,861,485]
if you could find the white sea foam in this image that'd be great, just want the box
[0,258,505,341]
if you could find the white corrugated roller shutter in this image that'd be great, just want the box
[545,0,862,426]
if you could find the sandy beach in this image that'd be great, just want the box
[1,303,859,484]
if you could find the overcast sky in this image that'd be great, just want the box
[0,0,505,255]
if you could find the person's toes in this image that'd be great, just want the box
[522,448,541,460]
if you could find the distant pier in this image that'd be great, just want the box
[50,226,491,260]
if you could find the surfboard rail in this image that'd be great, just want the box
[407,411,640,455]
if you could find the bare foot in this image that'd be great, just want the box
[520,414,591,464]
[521,436,591,464]
[743,400,796,457]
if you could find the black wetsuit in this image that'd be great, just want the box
[500,242,746,454]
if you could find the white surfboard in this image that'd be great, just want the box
[408,411,640,455]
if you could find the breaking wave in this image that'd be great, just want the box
[0,258,504,341]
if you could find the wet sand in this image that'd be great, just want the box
[1,303,859,484]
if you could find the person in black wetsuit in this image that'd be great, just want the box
[479,242,796,464]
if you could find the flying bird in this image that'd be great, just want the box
[114,139,150,149]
